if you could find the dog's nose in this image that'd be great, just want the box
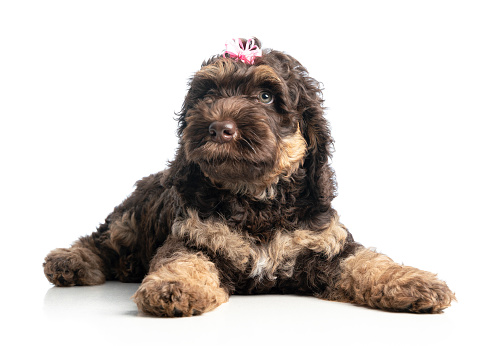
[209,120,237,143]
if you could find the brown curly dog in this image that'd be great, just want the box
[44,38,455,317]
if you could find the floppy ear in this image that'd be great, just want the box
[300,84,338,210]
[263,51,337,208]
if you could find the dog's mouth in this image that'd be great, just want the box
[192,138,262,160]
[186,135,278,183]
[196,157,271,183]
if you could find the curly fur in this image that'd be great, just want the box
[43,38,455,316]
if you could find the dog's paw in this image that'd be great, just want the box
[43,247,105,286]
[391,273,456,313]
[133,274,228,317]
[370,268,456,314]
[337,248,456,313]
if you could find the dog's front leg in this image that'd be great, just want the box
[319,246,456,313]
[133,237,229,317]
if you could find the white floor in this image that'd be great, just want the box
[5,274,493,346]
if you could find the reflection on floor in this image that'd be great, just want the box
[44,281,141,318]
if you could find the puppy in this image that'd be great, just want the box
[43,38,455,317]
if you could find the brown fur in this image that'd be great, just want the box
[43,38,455,316]
[44,245,105,286]
[173,209,348,283]
[327,248,456,313]
[133,240,228,317]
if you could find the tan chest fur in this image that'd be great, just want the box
[172,209,349,281]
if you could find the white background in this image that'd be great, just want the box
[1,1,498,345]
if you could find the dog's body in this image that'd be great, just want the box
[44,39,455,316]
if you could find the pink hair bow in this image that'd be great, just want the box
[224,38,262,65]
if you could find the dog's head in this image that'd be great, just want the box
[176,38,337,201]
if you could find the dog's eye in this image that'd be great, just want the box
[258,91,273,104]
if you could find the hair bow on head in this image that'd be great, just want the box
[224,38,262,65]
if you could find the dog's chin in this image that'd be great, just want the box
[197,158,270,184]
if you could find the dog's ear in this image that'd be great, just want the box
[297,70,338,208]
[262,51,338,207]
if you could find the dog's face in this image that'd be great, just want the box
[182,58,306,185]
[177,39,334,198]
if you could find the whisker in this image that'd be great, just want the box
[243,129,263,146]
[240,138,257,154]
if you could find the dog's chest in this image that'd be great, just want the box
[172,209,348,284]
[250,250,271,279]
[225,198,300,237]
[248,239,296,281]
